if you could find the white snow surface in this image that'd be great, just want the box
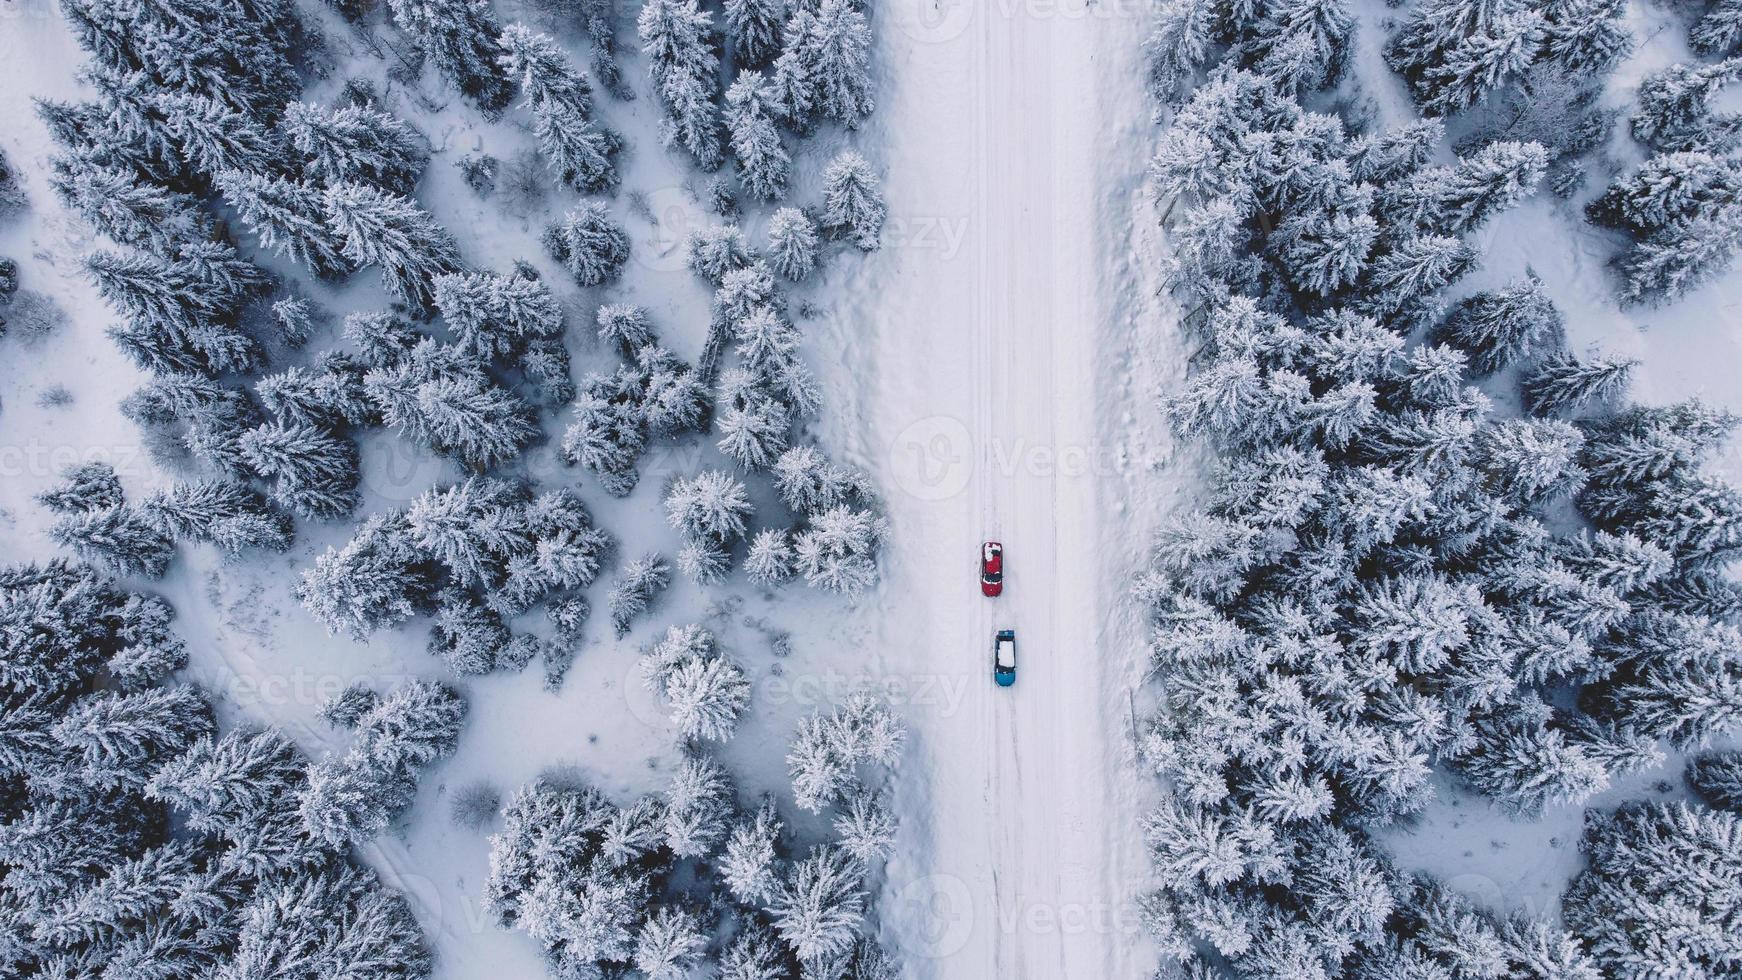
[837,1,1181,975]
[6,0,1742,975]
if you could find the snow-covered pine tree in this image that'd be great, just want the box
[1541,0,1631,74]
[1633,58,1742,153]
[561,371,650,495]
[718,384,790,470]
[596,303,655,354]
[832,790,896,866]
[722,798,785,905]
[282,101,429,196]
[49,503,178,579]
[641,624,752,741]
[1687,751,1742,811]
[544,203,631,286]
[500,25,623,193]
[429,587,511,674]
[687,223,754,284]
[793,505,886,595]
[385,0,516,112]
[299,680,466,846]
[1452,709,1614,816]
[323,182,462,309]
[773,445,857,514]
[49,158,205,257]
[272,297,320,350]
[745,527,796,586]
[141,479,295,554]
[1434,274,1562,374]
[677,538,733,584]
[634,906,708,980]
[766,207,820,281]
[50,683,214,790]
[609,552,671,636]
[769,32,816,131]
[432,269,563,362]
[498,24,594,112]
[85,246,263,376]
[768,845,865,963]
[1385,0,1546,115]
[1615,215,1742,306]
[1359,234,1479,320]
[298,512,439,638]
[640,345,711,434]
[639,0,725,169]
[1563,800,1742,976]
[155,92,286,178]
[1386,142,1549,235]
[666,469,754,544]
[786,694,904,812]
[1242,0,1355,95]
[725,0,785,66]
[720,921,792,980]
[222,864,433,977]
[820,150,885,251]
[662,751,736,857]
[366,343,540,469]
[236,420,364,519]
[1694,0,1742,57]
[787,0,874,128]
[1522,351,1634,416]
[1143,0,1216,106]
[36,461,125,515]
[726,72,792,201]
[1586,151,1742,237]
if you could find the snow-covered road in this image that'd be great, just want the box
[834,1,1183,974]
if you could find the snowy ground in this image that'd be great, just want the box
[832,1,1182,974]
[7,0,1742,974]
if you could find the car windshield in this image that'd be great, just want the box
[996,637,1015,668]
[983,570,1003,582]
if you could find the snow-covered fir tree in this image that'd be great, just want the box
[665,469,754,544]
[1632,58,1742,153]
[766,207,821,281]
[384,0,516,112]
[1563,800,1742,976]
[782,0,874,128]
[609,552,671,636]
[299,681,466,848]
[237,420,364,519]
[639,0,725,169]
[1687,751,1742,811]
[641,624,752,741]
[1434,274,1563,374]
[768,845,865,963]
[0,558,435,974]
[220,170,354,279]
[282,100,429,195]
[323,181,463,308]
[726,72,791,201]
[786,694,904,813]
[1523,351,1635,416]
[141,479,295,554]
[431,268,564,362]
[545,202,631,286]
[500,25,623,193]
[820,150,886,251]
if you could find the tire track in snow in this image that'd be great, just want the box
[855,0,1166,974]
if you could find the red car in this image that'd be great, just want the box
[981,541,1004,597]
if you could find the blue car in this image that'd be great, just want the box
[994,629,1016,687]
